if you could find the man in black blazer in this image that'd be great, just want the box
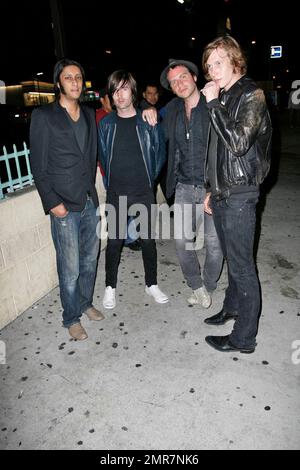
[30,59,104,341]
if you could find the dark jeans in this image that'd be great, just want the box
[212,195,260,349]
[124,215,139,245]
[105,191,157,288]
[50,198,100,328]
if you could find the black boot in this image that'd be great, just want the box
[204,309,238,325]
[205,335,255,354]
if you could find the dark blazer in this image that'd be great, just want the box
[30,100,99,214]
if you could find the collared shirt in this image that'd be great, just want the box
[175,99,206,186]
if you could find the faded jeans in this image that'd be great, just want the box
[50,197,100,328]
[174,182,223,292]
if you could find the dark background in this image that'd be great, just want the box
[1,0,298,87]
[0,0,298,153]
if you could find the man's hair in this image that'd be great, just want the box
[168,64,197,79]
[143,82,159,93]
[107,70,138,107]
[202,35,247,80]
[53,58,86,98]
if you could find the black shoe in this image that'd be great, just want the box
[126,239,142,251]
[204,309,238,325]
[205,335,255,354]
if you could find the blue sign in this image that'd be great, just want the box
[271,45,282,58]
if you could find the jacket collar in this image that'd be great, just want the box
[222,74,248,97]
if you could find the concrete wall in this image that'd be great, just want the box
[0,169,108,331]
[0,187,58,330]
[0,169,165,331]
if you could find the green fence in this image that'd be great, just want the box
[0,143,34,199]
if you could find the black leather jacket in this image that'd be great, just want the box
[205,75,272,199]
[98,110,166,190]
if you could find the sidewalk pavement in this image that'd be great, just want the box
[0,123,299,450]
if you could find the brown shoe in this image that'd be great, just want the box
[68,322,88,341]
[85,307,105,321]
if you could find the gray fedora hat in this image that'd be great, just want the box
[160,58,199,90]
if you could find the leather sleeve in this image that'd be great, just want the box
[152,123,166,180]
[97,120,108,187]
[208,88,267,158]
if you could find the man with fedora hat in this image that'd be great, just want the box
[144,59,223,308]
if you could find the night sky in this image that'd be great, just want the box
[1,0,299,90]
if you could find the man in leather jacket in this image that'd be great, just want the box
[98,70,168,309]
[201,36,272,353]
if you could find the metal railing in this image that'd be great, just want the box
[0,142,34,199]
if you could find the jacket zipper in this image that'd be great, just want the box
[204,123,210,184]
[205,121,220,195]
[136,125,152,188]
[107,124,117,186]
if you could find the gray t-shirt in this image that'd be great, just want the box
[67,110,88,154]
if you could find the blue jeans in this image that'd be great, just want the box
[50,198,100,328]
[212,195,260,349]
[174,183,223,292]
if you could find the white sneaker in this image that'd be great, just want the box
[145,285,169,304]
[103,286,116,309]
[187,286,211,308]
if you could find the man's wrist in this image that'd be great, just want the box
[206,98,220,109]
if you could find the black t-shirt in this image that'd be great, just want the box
[109,115,150,195]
